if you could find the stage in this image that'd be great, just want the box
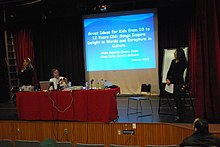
[0,93,195,123]
[0,94,220,146]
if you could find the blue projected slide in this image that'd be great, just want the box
[83,10,156,71]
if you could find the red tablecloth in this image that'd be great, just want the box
[16,88,120,123]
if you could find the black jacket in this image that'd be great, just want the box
[19,67,34,86]
[166,59,187,85]
[180,131,220,147]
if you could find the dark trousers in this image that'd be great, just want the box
[174,84,184,117]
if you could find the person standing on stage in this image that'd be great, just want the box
[166,48,187,120]
[19,58,34,86]
[49,68,68,90]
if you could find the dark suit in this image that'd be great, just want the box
[19,67,34,86]
[166,59,187,117]
[180,131,220,147]
[166,59,187,85]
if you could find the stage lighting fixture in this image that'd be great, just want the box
[99,5,107,12]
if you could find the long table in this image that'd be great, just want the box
[16,88,120,123]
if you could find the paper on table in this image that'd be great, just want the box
[165,84,174,94]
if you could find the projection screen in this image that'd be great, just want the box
[83,8,159,95]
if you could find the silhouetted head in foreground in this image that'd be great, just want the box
[193,118,209,134]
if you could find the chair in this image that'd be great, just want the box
[56,141,73,147]
[76,143,106,147]
[158,84,195,117]
[0,139,13,147]
[181,85,195,115]
[15,140,41,147]
[109,144,140,147]
[127,83,153,117]
[40,138,56,147]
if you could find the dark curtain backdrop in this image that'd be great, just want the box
[14,28,38,86]
[0,31,10,102]
[0,5,193,102]
[31,7,192,89]
[32,7,191,89]
[158,6,193,92]
[33,17,85,86]
[188,0,220,122]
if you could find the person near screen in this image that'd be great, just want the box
[49,68,68,90]
[180,118,220,146]
[19,58,34,86]
[166,48,187,120]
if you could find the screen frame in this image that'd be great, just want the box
[82,8,159,94]
[82,8,158,71]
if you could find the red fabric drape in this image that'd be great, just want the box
[14,28,38,86]
[189,0,220,122]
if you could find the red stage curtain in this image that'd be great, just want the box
[189,0,220,122]
[14,28,38,86]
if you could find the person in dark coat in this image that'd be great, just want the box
[166,48,187,119]
[19,58,34,86]
[180,118,220,147]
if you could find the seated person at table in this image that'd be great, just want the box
[180,117,220,146]
[49,68,68,90]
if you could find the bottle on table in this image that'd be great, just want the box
[96,80,99,89]
[100,79,105,89]
[68,81,72,87]
[85,81,89,90]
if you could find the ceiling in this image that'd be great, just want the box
[0,0,194,23]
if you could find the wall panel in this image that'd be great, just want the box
[0,121,219,147]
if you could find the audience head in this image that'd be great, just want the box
[51,68,60,79]
[193,118,209,134]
